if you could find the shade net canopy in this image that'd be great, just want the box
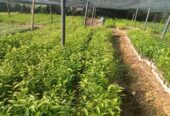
[0,0,170,12]
[0,0,86,7]
[51,0,170,12]
[0,0,60,5]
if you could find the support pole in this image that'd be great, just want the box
[31,0,35,30]
[153,13,157,31]
[6,0,10,17]
[50,5,53,23]
[84,1,89,26]
[160,12,166,23]
[153,13,157,22]
[94,7,96,19]
[99,8,102,17]
[92,5,95,25]
[127,10,130,19]
[132,12,135,21]
[134,8,138,22]
[132,9,136,21]
[144,8,150,31]
[61,0,66,47]
[161,16,170,39]
[23,4,26,13]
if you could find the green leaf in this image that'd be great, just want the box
[83,108,88,116]
[96,106,100,114]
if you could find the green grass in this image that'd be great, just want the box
[0,12,55,24]
[0,13,59,35]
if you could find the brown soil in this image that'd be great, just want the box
[112,29,170,116]
[86,18,101,27]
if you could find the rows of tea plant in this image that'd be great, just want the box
[0,15,122,115]
[128,29,170,83]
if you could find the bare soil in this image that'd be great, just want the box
[113,29,170,116]
[86,18,101,27]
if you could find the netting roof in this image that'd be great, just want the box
[90,0,170,12]
[0,0,170,12]
[0,0,60,5]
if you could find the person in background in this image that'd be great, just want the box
[98,16,105,25]
[100,16,105,24]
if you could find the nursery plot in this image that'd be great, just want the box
[0,14,123,115]
[0,0,170,115]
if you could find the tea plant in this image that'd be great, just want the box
[0,15,122,115]
[128,29,170,83]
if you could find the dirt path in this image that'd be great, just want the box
[112,29,170,116]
